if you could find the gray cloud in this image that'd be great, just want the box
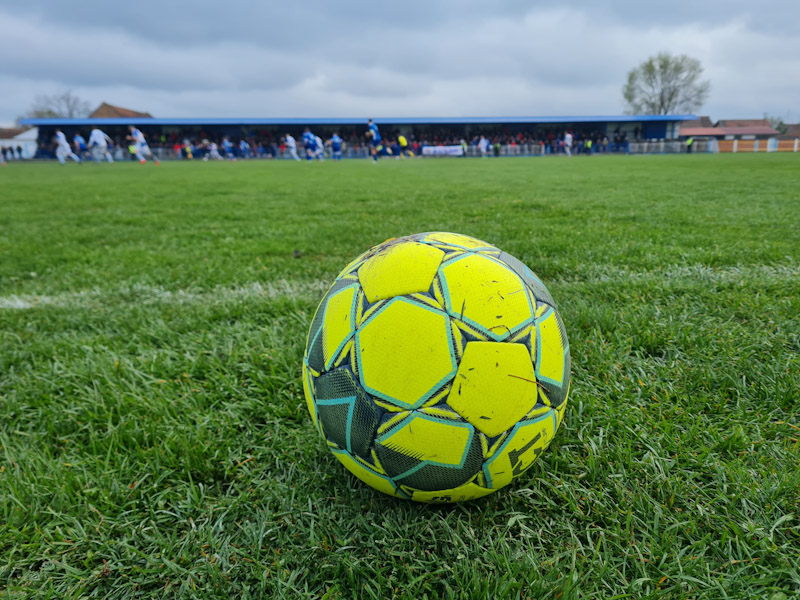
[1,1,798,125]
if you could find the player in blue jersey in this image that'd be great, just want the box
[330,133,343,160]
[221,137,236,160]
[73,133,88,159]
[367,119,381,163]
[302,128,320,161]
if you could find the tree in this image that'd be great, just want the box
[622,53,710,115]
[17,90,92,123]
[766,115,788,135]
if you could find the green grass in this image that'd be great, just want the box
[1,155,799,599]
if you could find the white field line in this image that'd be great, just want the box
[553,263,800,285]
[0,280,329,310]
[1,263,797,311]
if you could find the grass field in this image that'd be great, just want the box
[1,155,799,599]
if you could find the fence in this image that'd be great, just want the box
[628,140,691,154]
[32,137,800,161]
[154,138,800,160]
[423,139,799,157]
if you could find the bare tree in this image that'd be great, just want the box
[18,91,92,123]
[622,53,710,115]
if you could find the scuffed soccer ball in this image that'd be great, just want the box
[302,232,570,502]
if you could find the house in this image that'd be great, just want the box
[779,123,800,139]
[680,117,778,140]
[715,119,779,140]
[90,103,153,119]
[0,127,39,159]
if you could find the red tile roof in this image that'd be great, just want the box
[0,127,26,139]
[680,127,720,137]
[781,123,800,137]
[90,103,152,118]
[720,126,779,136]
[717,118,771,128]
[681,116,713,128]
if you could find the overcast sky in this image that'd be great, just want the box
[1,1,798,126]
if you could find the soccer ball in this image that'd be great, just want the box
[302,232,570,502]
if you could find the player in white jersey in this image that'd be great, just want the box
[314,135,325,161]
[54,129,81,164]
[202,140,223,161]
[478,135,489,158]
[284,134,300,161]
[127,125,160,164]
[88,128,114,163]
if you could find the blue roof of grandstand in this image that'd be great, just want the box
[19,115,694,126]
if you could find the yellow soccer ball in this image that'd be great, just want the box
[302,232,570,502]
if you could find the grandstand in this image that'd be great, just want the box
[20,114,691,160]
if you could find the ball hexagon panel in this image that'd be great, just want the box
[495,251,557,308]
[330,448,402,499]
[417,232,497,252]
[355,297,457,410]
[534,305,571,409]
[404,481,494,503]
[357,240,445,303]
[438,253,535,341]
[302,362,320,433]
[375,412,482,491]
[447,341,538,438]
[320,284,358,371]
[481,410,559,490]
[306,278,361,374]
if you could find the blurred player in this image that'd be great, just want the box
[221,137,236,160]
[478,135,489,158]
[367,119,381,163]
[398,133,413,158]
[330,132,343,160]
[564,130,573,158]
[88,127,114,163]
[239,139,251,159]
[314,134,325,161]
[55,129,81,164]
[127,126,160,164]
[73,132,88,159]
[302,127,318,161]
[203,140,223,161]
[285,133,300,161]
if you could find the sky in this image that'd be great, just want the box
[1,1,798,126]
